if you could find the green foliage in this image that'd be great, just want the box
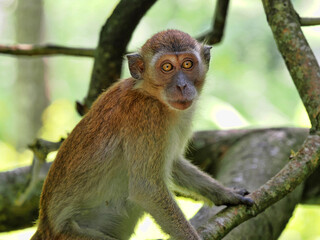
[279,205,320,240]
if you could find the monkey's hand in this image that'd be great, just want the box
[214,187,254,206]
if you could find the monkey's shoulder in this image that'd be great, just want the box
[90,78,170,124]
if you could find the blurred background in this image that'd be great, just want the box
[0,0,319,239]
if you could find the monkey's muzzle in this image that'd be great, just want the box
[168,100,193,110]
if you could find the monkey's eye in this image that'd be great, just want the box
[161,63,173,72]
[182,60,193,69]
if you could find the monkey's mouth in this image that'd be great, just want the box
[168,100,193,110]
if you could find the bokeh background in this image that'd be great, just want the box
[0,0,319,239]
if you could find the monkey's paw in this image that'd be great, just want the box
[215,187,254,206]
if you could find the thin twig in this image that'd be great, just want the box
[295,11,320,27]
[300,17,320,26]
[15,138,64,205]
[0,44,95,57]
[28,138,64,162]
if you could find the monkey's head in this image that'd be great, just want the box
[127,29,211,111]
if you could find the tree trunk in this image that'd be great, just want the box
[14,0,48,149]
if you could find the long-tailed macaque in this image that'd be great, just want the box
[31,29,253,240]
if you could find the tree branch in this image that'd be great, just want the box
[77,0,158,115]
[192,0,320,237]
[191,128,308,240]
[0,44,95,57]
[300,17,320,26]
[197,0,230,45]
[0,162,52,232]
[15,138,63,206]
[262,0,320,132]
[195,133,319,240]
[28,138,63,162]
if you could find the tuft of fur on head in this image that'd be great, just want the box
[141,29,198,56]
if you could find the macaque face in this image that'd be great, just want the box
[152,51,204,110]
[127,36,211,111]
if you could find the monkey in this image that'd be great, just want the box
[31,29,253,240]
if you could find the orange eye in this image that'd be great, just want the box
[182,60,193,69]
[161,63,173,72]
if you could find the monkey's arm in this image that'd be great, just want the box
[126,143,201,240]
[129,177,201,240]
[172,157,254,206]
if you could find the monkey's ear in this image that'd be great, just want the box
[127,53,144,80]
[203,45,212,65]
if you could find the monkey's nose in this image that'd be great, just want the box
[176,84,187,93]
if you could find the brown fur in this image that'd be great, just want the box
[34,79,172,239]
[141,29,198,55]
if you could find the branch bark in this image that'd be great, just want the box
[300,17,320,26]
[195,133,320,240]
[15,139,63,206]
[78,0,158,115]
[191,128,308,240]
[0,162,51,232]
[197,0,230,45]
[262,0,320,132]
[0,44,95,57]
